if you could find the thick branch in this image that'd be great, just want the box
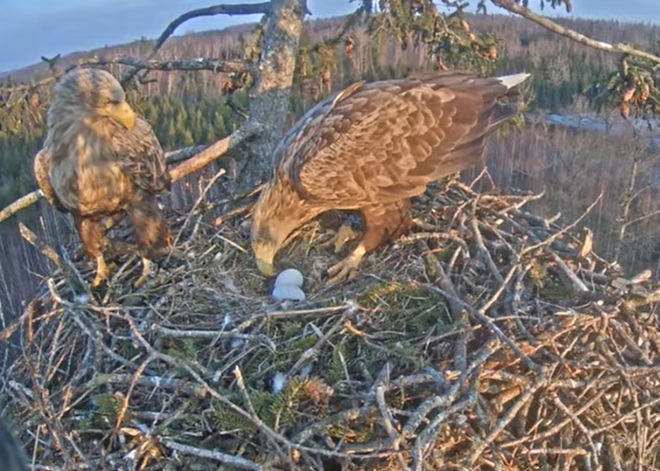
[165,145,207,165]
[0,191,43,225]
[79,56,247,74]
[490,0,660,65]
[169,124,259,181]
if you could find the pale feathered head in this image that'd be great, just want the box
[251,180,322,277]
[47,67,136,140]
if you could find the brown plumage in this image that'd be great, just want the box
[251,70,530,283]
[33,67,172,287]
[0,417,28,471]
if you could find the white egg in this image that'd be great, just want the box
[272,284,306,301]
[275,268,304,288]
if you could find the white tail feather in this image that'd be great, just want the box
[496,73,531,89]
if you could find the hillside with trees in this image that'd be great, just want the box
[2,1,660,470]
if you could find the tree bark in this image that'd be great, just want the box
[234,0,307,194]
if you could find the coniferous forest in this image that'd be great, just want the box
[1,12,660,315]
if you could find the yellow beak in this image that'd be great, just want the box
[256,257,276,277]
[109,101,136,130]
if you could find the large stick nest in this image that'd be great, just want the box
[3,172,660,471]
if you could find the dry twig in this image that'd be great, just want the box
[5,176,660,470]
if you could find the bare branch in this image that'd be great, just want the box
[161,439,262,470]
[0,76,57,108]
[169,123,260,182]
[622,208,660,229]
[18,222,61,267]
[118,2,272,92]
[79,56,247,74]
[0,191,43,225]
[151,2,272,57]
[0,57,245,109]
[490,0,660,65]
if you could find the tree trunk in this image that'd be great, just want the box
[235,0,307,194]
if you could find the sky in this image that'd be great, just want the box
[0,0,658,73]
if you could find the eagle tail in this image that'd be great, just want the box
[127,193,172,261]
[488,72,531,130]
[429,73,530,179]
[496,73,531,90]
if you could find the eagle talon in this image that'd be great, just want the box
[91,255,111,288]
[318,224,361,254]
[133,258,154,289]
[326,250,364,285]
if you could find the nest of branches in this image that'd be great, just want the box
[3,171,660,471]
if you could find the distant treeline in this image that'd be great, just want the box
[2,12,655,212]
[2,11,660,317]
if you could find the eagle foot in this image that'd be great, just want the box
[133,258,155,289]
[318,224,361,254]
[326,248,365,285]
[91,255,111,288]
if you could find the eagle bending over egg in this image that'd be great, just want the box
[33,68,172,288]
[251,70,530,284]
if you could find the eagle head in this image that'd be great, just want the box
[250,181,319,277]
[49,67,136,135]
[250,183,290,278]
[251,225,280,278]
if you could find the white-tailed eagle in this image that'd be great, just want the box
[250,70,530,284]
[33,67,172,287]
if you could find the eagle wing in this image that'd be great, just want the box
[112,116,171,195]
[33,146,67,212]
[34,115,170,211]
[268,80,364,177]
[276,71,512,207]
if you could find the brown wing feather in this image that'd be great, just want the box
[277,72,512,207]
[272,80,365,182]
[33,147,67,212]
[112,116,171,194]
[36,115,170,215]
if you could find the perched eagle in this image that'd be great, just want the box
[251,70,530,284]
[33,68,172,288]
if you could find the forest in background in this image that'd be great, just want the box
[1,11,660,315]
